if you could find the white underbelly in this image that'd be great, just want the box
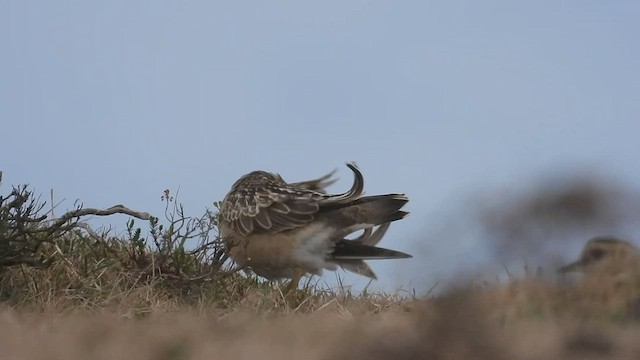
[292,225,337,273]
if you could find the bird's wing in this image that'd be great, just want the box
[221,163,364,237]
[354,222,391,246]
[289,168,337,193]
[221,173,322,236]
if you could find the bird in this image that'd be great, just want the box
[558,236,640,277]
[219,163,411,293]
[557,237,640,314]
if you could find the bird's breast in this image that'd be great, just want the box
[223,222,335,278]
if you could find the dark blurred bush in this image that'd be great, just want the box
[475,172,640,265]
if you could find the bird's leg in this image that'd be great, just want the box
[283,268,303,294]
[282,269,307,307]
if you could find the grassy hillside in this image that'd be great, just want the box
[2,179,640,359]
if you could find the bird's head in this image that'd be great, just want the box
[558,236,638,275]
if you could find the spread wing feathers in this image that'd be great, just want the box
[336,260,377,279]
[331,240,412,260]
[289,168,338,193]
[353,223,391,246]
[320,162,364,204]
[330,237,412,279]
[221,163,365,237]
[337,223,393,279]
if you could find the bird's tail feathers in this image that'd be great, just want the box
[326,193,409,237]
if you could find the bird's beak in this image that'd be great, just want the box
[557,260,583,274]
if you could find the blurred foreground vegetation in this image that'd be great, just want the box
[1,173,640,359]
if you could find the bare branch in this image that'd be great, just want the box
[55,204,151,224]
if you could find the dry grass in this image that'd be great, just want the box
[3,246,640,360]
[3,181,640,359]
[1,276,640,360]
[2,252,640,360]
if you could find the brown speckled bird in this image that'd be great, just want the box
[220,163,411,292]
[558,236,640,276]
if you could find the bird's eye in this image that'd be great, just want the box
[589,248,605,260]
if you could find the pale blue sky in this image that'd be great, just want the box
[2,1,639,292]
